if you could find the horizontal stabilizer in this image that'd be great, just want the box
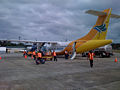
[85,10,120,18]
[111,14,120,18]
[85,10,107,16]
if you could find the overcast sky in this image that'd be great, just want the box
[0,0,120,43]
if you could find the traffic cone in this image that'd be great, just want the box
[25,55,27,59]
[0,56,1,60]
[115,57,117,62]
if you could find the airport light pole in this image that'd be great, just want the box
[19,36,21,40]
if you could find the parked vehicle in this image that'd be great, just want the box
[82,44,113,58]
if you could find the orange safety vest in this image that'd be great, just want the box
[33,51,36,55]
[23,51,26,54]
[53,52,56,56]
[49,51,51,55]
[38,53,42,58]
[88,53,94,60]
[46,52,49,55]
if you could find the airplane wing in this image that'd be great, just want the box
[0,39,58,44]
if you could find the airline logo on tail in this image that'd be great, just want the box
[94,24,107,33]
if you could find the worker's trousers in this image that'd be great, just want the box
[33,55,36,60]
[89,60,93,68]
[65,54,69,59]
[54,56,57,61]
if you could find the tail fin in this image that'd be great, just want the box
[78,8,112,40]
[91,8,112,40]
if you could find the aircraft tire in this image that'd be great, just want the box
[40,59,45,64]
[36,60,40,65]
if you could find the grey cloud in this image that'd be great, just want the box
[0,0,120,42]
[107,21,120,42]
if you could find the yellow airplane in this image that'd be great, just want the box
[1,8,120,59]
[56,8,120,57]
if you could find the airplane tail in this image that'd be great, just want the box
[78,8,119,40]
[72,8,120,53]
[92,8,111,40]
[58,8,120,55]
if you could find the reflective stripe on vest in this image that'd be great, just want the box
[89,53,94,60]
[38,53,42,58]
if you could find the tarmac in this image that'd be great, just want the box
[0,53,120,90]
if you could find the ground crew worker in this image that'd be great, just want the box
[23,50,26,57]
[65,50,69,59]
[53,50,57,61]
[88,50,95,68]
[6,48,8,53]
[36,50,46,65]
[32,51,36,60]
[48,50,52,55]
[37,51,42,60]
[46,50,52,55]
[45,52,49,55]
